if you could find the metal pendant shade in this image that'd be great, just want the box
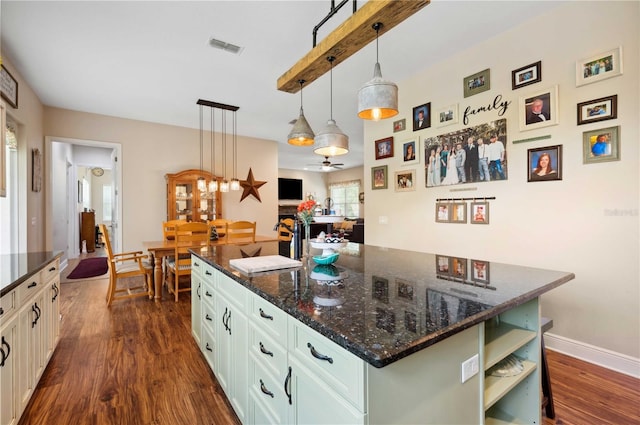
[357,22,398,121]
[314,56,349,156]
[288,80,315,146]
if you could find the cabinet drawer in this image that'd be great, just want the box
[202,299,216,334]
[0,288,17,323]
[249,354,289,424]
[191,255,204,277]
[288,320,365,411]
[40,259,60,284]
[250,294,287,341]
[201,261,216,284]
[217,272,247,309]
[18,274,42,305]
[201,325,216,371]
[249,326,288,380]
[202,278,216,308]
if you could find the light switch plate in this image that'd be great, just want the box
[461,354,479,383]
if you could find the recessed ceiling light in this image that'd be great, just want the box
[208,37,244,55]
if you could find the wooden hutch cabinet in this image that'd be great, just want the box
[166,169,222,222]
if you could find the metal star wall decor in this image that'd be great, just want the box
[239,168,266,202]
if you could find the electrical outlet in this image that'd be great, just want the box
[378,215,388,224]
[461,354,479,383]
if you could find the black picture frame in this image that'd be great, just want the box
[577,95,617,125]
[528,145,563,182]
[375,137,394,160]
[511,60,542,90]
[412,102,431,131]
[0,65,18,108]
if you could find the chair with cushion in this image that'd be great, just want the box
[226,220,256,244]
[100,224,153,306]
[208,218,230,243]
[165,221,208,302]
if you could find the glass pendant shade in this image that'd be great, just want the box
[287,110,315,146]
[220,180,230,193]
[313,119,349,156]
[208,179,218,192]
[197,177,207,192]
[230,178,240,191]
[358,62,398,120]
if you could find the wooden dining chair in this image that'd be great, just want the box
[99,224,153,306]
[208,218,230,243]
[226,220,256,244]
[162,219,188,240]
[277,218,294,242]
[165,221,208,302]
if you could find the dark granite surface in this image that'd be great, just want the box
[0,251,63,297]
[192,242,574,368]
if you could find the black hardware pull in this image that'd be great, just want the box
[205,270,212,276]
[227,310,232,335]
[197,283,201,299]
[205,290,213,298]
[0,307,4,316]
[193,261,200,267]
[28,281,37,289]
[222,308,228,331]
[259,342,274,357]
[307,342,333,364]
[205,314,213,322]
[284,366,292,405]
[0,345,5,368]
[1,336,10,367]
[206,343,213,352]
[259,308,274,321]
[32,305,38,328]
[34,303,41,325]
[260,379,274,398]
[49,266,56,272]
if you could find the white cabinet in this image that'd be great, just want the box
[191,257,203,346]
[0,258,61,425]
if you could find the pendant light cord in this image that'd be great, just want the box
[199,105,203,173]
[211,107,215,177]
[233,110,237,178]
[328,56,335,120]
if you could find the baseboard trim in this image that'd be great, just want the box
[545,332,640,378]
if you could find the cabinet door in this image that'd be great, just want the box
[289,358,364,425]
[0,314,18,425]
[49,278,61,359]
[17,303,35,411]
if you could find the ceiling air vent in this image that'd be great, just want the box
[208,37,244,55]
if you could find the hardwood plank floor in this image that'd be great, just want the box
[19,267,639,424]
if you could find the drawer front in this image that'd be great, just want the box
[249,353,288,424]
[217,272,247,310]
[201,325,216,371]
[0,289,17,323]
[288,320,365,411]
[191,255,204,277]
[202,276,216,308]
[201,261,216,285]
[250,294,287,341]
[41,259,60,284]
[202,299,216,335]
[18,273,42,305]
[249,326,288,380]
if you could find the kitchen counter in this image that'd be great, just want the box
[0,251,63,297]
[192,242,574,368]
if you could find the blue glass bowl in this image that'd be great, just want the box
[313,253,340,265]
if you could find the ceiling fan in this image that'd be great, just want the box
[309,156,344,171]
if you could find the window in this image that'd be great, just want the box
[103,185,112,221]
[329,180,360,218]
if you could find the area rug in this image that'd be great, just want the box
[66,257,109,279]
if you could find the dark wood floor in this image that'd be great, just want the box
[19,270,640,424]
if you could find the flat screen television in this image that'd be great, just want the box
[278,178,303,200]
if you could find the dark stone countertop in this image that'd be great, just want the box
[192,242,574,368]
[1,251,63,297]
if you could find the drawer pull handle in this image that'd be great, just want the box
[205,270,212,276]
[205,314,213,322]
[193,261,200,267]
[259,308,274,320]
[0,307,4,316]
[28,281,37,289]
[205,291,213,297]
[197,283,201,299]
[259,380,274,398]
[259,342,274,357]
[206,343,213,352]
[49,266,56,272]
[284,366,292,405]
[1,336,10,367]
[307,342,333,364]
[31,305,38,328]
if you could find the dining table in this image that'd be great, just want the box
[143,234,278,301]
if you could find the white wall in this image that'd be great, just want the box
[364,1,639,370]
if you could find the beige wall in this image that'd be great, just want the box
[364,1,639,369]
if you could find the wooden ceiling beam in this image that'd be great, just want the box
[277,0,430,94]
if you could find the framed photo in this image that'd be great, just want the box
[371,165,388,190]
[528,145,563,182]
[412,102,431,131]
[393,118,406,133]
[372,276,389,303]
[0,65,18,109]
[450,202,467,224]
[401,137,419,166]
[396,279,414,301]
[451,257,467,280]
[583,126,620,164]
[471,259,490,284]
[470,202,489,224]
[519,85,559,131]
[436,255,450,275]
[577,95,617,125]
[375,137,394,160]
[576,46,623,87]
[463,68,490,98]
[394,169,416,192]
[511,61,541,90]
[436,103,459,127]
[435,202,450,223]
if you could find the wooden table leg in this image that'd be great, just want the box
[153,255,163,302]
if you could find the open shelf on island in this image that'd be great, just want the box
[484,359,536,411]
[484,323,536,370]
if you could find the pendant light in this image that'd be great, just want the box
[197,104,207,191]
[357,22,398,121]
[208,107,218,192]
[230,109,240,190]
[287,79,315,146]
[314,56,349,157]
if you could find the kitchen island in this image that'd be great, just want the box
[191,242,574,424]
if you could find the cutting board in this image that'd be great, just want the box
[229,255,302,274]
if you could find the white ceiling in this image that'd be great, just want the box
[1,1,561,172]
